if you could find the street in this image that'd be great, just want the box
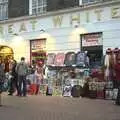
[0,94,120,120]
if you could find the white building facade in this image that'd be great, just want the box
[0,1,120,63]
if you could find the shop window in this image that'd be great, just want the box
[0,0,8,21]
[30,39,46,64]
[32,0,47,15]
[81,32,103,68]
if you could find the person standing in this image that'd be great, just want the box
[0,58,5,106]
[16,57,28,97]
[114,55,120,105]
[8,60,18,96]
[35,62,43,95]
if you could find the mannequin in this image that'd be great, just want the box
[104,48,114,81]
[114,56,120,105]
[113,48,119,65]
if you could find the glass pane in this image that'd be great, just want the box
[43,0,46,5]
[38,7,43,13]
[43,7,46,12]
[32,9,37,15]
[38,0,42,6]
[32,0,37,7]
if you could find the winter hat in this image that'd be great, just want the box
[113,48,119,53]
[106,48,112,54]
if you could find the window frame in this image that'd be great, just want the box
[32,0,47,15]
[0,0,8,20]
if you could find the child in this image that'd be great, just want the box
[35,65,43,95]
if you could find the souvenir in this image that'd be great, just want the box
[64,52,76,66]
[71,85,82,97]
[97,90,104,99]
[54,53,65,66]
[47,53,56,65]
[105,89,113,100]
[63,85,72,97]
[112,88,118,100]
[76,51,86,67]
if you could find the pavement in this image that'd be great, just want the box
[0,93,120,120]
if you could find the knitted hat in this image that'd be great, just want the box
[113,48,119,53]
[106,48,112,54]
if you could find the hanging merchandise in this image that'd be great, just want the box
[64,52,76,66]
[115,87,120,105]
[54,53,65,66]
[89,81,97,99]
[76,51,87,67]
[63,85,72,97]
[46,85,53,96]
[105,89,113,100]
[46,53,56,66]
[96,82,105,99]
[104,48,114,81]
[52,86,62,96]
[105,81,113,89]
[112,88,118,100]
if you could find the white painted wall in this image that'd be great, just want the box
[0,3,120,62]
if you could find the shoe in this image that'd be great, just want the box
[23,95,27,97]
[8,93,13,96]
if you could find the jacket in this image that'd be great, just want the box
[16,62,28,76]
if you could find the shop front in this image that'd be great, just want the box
[0,2,119,63]
[0,1,120,97]
[81,32,103,68]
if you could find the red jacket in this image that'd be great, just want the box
[114,63,120,81]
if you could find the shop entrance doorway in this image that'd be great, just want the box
[81,32,103,68]
[30,39,46,65]
[82,46,103,68]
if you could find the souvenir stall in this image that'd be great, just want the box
[86,48,120,101]
[45,51,90,97]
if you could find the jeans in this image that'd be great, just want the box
[9,77,18,95]
[18,75,27,96]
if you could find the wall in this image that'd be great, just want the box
[0,2,120,62]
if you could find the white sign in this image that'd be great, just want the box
[82,33,102,47]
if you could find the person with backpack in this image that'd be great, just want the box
[16,57,28,97]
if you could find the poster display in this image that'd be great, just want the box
[54,53,65,66]
[47,53,56,66]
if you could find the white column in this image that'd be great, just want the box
[79,0,83,5]
[29,0,32,15]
